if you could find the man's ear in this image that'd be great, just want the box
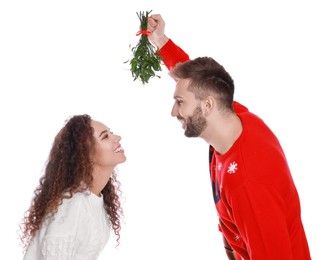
[202,96,216,116]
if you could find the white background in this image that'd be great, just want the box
[1,1,321,259]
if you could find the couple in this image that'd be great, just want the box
[20,14,311,260]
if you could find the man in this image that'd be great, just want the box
[147,14,311,260]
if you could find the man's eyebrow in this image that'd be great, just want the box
[173,95,183,99]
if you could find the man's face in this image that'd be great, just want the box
[171,79,207,137]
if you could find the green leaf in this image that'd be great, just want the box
[125,10,162,85]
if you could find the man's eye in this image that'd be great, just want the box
[103,134,109,139]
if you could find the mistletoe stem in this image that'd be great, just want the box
[125,10,162,85]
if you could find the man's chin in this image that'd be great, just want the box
[184,131,199,138]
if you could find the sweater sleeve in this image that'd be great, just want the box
[40,196,89,260]
[41,236,79,260]
[157,39,190,70]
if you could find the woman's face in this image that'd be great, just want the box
[91,120,126,170]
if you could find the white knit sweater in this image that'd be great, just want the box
[23,191,110,260]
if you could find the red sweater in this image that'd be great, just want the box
[158,40,311,260]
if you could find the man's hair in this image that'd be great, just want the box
[170,57,235,111]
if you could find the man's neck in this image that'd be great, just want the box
[201,113,242,155]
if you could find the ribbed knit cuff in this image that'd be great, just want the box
[157,39,190,70]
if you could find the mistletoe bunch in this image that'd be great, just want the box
[126,10,162,85]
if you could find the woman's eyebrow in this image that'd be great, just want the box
[99,130,108,137]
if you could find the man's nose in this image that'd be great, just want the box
[171,104,178,117]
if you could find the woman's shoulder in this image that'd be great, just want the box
[58,191,91,213]
[43,191,91,231]
[67,190,91,202]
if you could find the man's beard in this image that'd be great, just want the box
[179,106,207,137]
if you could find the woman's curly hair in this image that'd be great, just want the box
[20,114,123,250]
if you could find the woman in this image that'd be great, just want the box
[20,114,126,259]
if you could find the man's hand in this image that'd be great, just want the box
[223,234,236,260]
[147,14,169,49]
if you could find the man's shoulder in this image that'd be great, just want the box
[233,101,249,114]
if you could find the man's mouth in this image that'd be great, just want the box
[178,118,186,129]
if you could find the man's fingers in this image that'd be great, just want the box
[147,18,158,33]
[150,14,161,21]
[148,17,157,27]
